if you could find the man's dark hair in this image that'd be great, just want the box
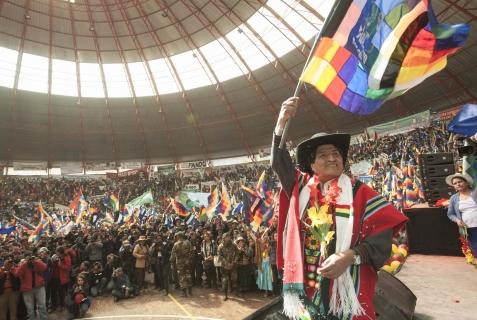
[308,145,346,167]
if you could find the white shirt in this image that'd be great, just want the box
[459,196,477,228]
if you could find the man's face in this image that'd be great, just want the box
[310,144,344,182]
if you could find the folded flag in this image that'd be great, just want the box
[216,183,232,220]
[29,221,47,243]
[13,214,34,231]
[171,198,189,218]
[0,225,16,235]
[300,0,469,115]
[38,202,53,223]
[110,193,120,212]
[206,187,220,219]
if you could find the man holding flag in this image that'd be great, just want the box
[272,98,408,319]
[272,0,468,317]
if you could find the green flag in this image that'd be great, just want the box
[126,191,154,213]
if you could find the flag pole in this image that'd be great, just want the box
[279,0,342,149]
[278,34,324,150]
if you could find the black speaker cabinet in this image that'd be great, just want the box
[374,271,416,320]
[424,188,454,203]
[420,163,455,177]
[420,153,453,165]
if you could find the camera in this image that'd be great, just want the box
[27,256,36,269]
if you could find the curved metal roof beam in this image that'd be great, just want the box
[6,0,30,165]
[135,0,211,161]
[83,0,119,164]
[67,0,86,169]
[98,0,150,163]
[152,0,254,158]
[214,0,332,132]
[112,0,179,164]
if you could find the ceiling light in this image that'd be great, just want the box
[25,14,31,19]
[89,25,95,31]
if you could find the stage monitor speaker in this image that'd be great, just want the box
[244,272,417,320]
[374,271,416,320]
[420,153,453,165]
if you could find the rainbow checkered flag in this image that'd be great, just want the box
[301,0,469,115]
[464,155,477,189]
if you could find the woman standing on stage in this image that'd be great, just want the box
[447,173,477,255]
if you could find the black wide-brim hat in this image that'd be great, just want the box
[296,132,351,175]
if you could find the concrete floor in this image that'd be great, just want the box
[396,254,477,320]
[48,254,476,320]
[49,286,270,320]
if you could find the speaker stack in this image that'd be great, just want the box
[419,153,455,204]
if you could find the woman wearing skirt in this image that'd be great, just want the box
[256,233,273,297]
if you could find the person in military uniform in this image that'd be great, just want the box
[170,231,192,297]
[161,234,173,296]
[217,232,238,301]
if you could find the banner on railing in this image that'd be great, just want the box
[106,168,147,180]
[13,161,48,171]
[175,160,212,170]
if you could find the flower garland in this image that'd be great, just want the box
[298,179,342,320]
[459,227,477,267]
[307,179,341,261]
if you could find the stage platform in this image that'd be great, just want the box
[47,255,476,320]
[396,254,477,320]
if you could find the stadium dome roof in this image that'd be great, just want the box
[0,0,475,165]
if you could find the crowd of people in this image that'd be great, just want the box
[1,210,282,320]
[0,120,455,320]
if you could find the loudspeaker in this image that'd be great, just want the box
[374,271,416,320]
[419,153,455,203]
[244,272,417,320]
[420,153,453,165]
[420,163,455,177]
[404,207,461,256]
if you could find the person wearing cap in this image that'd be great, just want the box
[111,267,136,302]
[446,173,477,254]
[201,231,218,289]
[217,232,238,301]
[170,231,193,297]
[119,239,135,283]
[271,97,408,320]
[133,236,149,290]
[235,236,253,294]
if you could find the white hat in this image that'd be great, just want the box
[445,173,474,187]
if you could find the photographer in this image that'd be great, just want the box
[0,258,21,320]
[37,247,53,313]
[149,236,164,290]
[111,267,137,302]
[90,262,107,297]
[13,254,48,320]
[66,274,91,320]
[50,246,71,312]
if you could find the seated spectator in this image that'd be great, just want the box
[111,268,137,302]
[66,274,91,320]
[90,262,107,297]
